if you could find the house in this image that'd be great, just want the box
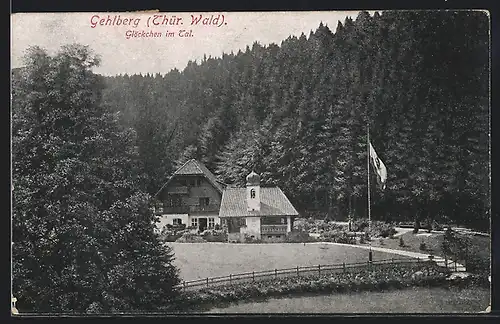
[154,160,300,242]
[219,171,299,242]
[153,159,225,233]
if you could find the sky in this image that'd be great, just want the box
[11,11,372,76]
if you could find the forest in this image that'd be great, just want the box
[102,10,490,230]
[11,9,489,313]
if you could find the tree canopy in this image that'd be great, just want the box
[100,11,489,231]
[12,44,180,313]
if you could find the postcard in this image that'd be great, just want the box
[10,10,491,315]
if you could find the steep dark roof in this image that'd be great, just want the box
[219,187,299,217]
[155,159,223,198]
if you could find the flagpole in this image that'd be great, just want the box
[367,120,372,262]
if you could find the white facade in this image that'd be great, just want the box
[246,171,261,212]
[155,214,189,232]
[188,215,221,228]
[240,216,261,239]
[246,185,261,211]
[156,214,221,232]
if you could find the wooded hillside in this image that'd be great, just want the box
[100,11,489,230]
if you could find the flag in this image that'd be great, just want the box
[369,142,387,190]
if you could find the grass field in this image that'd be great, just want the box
[205,286,491,313]
[168,243,411,281]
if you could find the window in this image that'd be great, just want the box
[179,179,187,186]
[167,196,181,207]
[189,179,195,187]
[197,179,202,186]
[208,218,215,228]
[200,197,210,207]
[239,218,247,227]
[173,218,182,225]
[155,202,164,213]
[250,189,256,199]
[191,218,198,228]
[281,217,286,224]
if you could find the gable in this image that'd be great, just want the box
[154,159,223,200]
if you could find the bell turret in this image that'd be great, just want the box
[246,171,261,212]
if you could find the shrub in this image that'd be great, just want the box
[338,233,356,244]
[159,227,185,242]
[201,229,228,242]
[285,231,316,243]
[351,220,396,238]
[200,229,225,236]
[173,223,187,231]
[352,219,369,232]
[419,241,427,251]
[399,237,405,247]
[327,222,346,232]
[293,218,308,231]
[370,222,397,238]
[244,235,263,243]
[176,233,206,243]
[321,230,356,244]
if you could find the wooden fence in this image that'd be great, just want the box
[175,257,432,290]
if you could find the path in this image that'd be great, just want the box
[393,227,414,237]
[308,242,467,272]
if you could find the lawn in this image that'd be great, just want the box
[168,243,411,281]
[205,286,491,313]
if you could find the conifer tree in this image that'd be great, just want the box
[12,45,180,313]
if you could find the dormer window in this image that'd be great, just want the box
[250,189,256,199]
